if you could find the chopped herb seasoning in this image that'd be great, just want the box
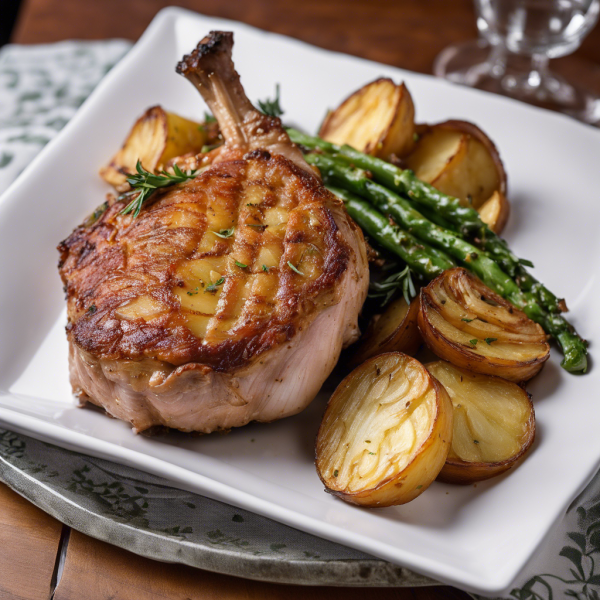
[462,318,473,322]
[246,223,267,230]
[287,261,304,275]
[235,260,248,269]
[416,485,423,489]
[205,277,225,293]
[368,452,376,455]
[186,287,200,296]
[413,133,419,143]
[204,112,216,123]
[262,264,269,272]
[333,469,339,478]
[87,304,97,314]
[469,339,478,346]
[213,227,234,238]
[485,337,498,345]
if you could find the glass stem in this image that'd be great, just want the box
[527,54,550,90]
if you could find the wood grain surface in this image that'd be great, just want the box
[0,483,63,600]
[4,0,599,598]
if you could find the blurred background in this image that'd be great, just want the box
[0,0,596,76]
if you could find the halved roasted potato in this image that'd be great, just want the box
[478,190,510,234]
[319,78,416,160]
[418,268,549,382]
[100,106,217,189]
[426,361,535,484]
[351,296,421,365]
[406,120,506,210]
[316,352,453,507]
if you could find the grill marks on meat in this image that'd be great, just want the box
[60,153,350,371]
[58,30,369,433]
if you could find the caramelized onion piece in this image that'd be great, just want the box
[418,268,549,382]
[316,352,453,507]
[426,361,535,484]
[351,297,421,365]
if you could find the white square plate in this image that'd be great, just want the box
[1,8,599,596]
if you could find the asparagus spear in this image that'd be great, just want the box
[312,153,588,373]
[327,185,455,279]
[287,128,564,314]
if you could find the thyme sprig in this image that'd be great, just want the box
[368,264,417,307]
[119,160,197,218]
[258,84,284,118]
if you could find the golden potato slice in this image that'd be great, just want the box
[426,361,535,484]
[100,106,214,189]
[316,352,453,507]
[418,268,549,382]
[352,297,421,365]
[406,120,506,209]
[478,190,510,234]
[319,78,416,159]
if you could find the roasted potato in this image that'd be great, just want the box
[319,78,416,160]
[418,268,549,382]
[351,296,421,365]
[316,352,453,507]
[478,190,510,234]
[426,361,535,484]
[406,120,507,210]
[100,106,216,189]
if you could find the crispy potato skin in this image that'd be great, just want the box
[351,297,421,366]
[99,106,216,189]
[319,78,416,160]
[478,190,510,235]
[407,119,507,210]
[315,352,453,507]
[426,361,536,484]
[418,269,549,382]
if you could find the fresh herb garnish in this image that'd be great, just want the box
[368,452,376,456]
[204,111,216,123]
[246,223,267,230]
[235,260,248,269]
[258,84,284,118]
[213,227,235,239]
[469,339,478,346]
[333,469,339,478]
[205,277,225,293]
[368,264,416,306]
[462,318,473,323]
[485,337,498,345]
[416,485,423,490]
[187,287,200,296]
[119,160,196,218]
[262,264,269,273]
[287,261,304,275]
[87,304,97,314]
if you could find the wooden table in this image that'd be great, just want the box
[5,1,600,598]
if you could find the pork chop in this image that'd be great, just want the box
[58,31,369,433]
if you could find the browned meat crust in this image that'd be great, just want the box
[59,152,350,372]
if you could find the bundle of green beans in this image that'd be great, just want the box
[287,129,587,374]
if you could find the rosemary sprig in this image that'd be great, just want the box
[258,84,284,118]
[368,265,417,307]
[119,160,197,218]
[213,227,235,239]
